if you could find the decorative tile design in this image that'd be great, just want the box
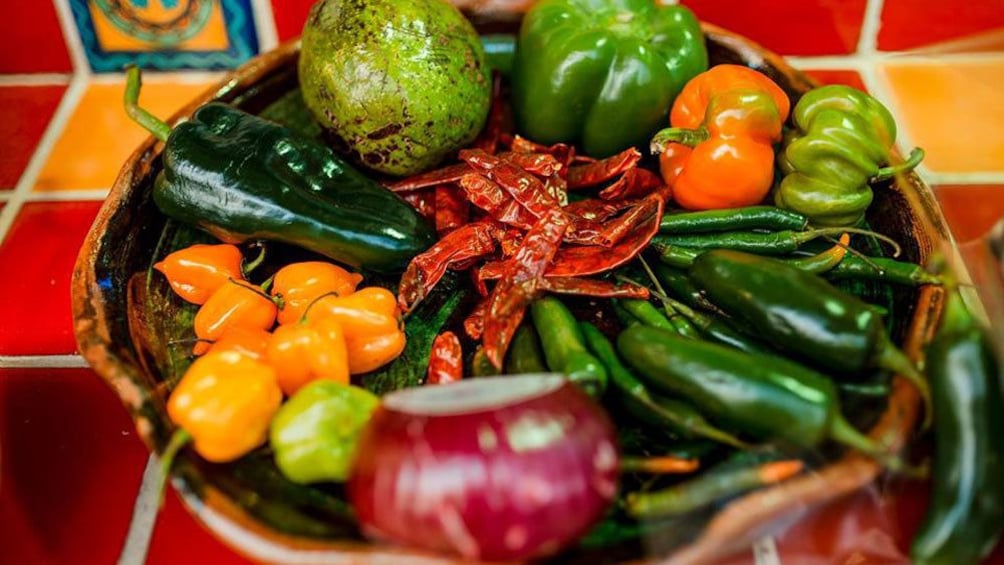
[936,184,1004,243]
[878,0,1004,52]
[685,0,867,55]
[0,201,102,355]
[0,85,68,190]
[69,0,260,72]
[0,2,74,73]
[35,79,216,191]
[881,59,1004,174]
[270,0,314,43]
[147,490,255,565]
[0,368,149,564]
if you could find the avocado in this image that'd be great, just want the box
[299,0,492,176]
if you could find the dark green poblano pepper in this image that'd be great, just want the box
[269,381,380,484]
[123,66,436,273]
[774,85,924,227]
[512,0,707,158]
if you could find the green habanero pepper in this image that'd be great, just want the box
[775,84,924,227]
[512,0,707,158]
[269,380,380,484]
[124,66,436,273]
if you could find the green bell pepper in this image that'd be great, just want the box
[269,381,380,484]
[511,0,707,158]
[774,85,924,227]
[124,66,436,273]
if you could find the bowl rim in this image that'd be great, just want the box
[71,24,946,565]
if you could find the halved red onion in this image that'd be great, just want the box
[348,374,620,561]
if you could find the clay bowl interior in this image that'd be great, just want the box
[72,17,951,565]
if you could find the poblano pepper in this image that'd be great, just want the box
[774,85,924,227]
[511,0,707,158]
[269,380,380,484]
[124,66,436,273]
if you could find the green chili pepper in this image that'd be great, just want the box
[688,249,932,427]
[530,297,607,396]
[660,206,808,234]
[269,381,379,484]
[512,0,707,157]
[617,326,903,468]
[651,226,889,256]
[480,34,516,77]
[124,66,435,273]
[580,322,746,448]
[505,324,548,374]
[827,254,943,286]
[616,298,699,338]
[775,84,925,227]
[652,237,854,274]
[652,264,718,311]
[650,292,769,355]
[911,289,1004,564]
[471,346,501,377]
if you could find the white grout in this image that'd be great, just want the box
[0,73,74,86]
[857,0,885,56]
[0,75,88,248]
[0,355,89,369]
[922,171,1004,186]
[250,0,281,53]
[51,0,92,75]
[25,189,110,202]
[117,456,162,565]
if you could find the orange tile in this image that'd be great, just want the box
[935,184,1004,243]
[34,79,215,191]
[880,59,1004,173]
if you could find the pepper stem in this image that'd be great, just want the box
[872,148,925,182]
[241,242,267,277]
[649,126,710,154]
[123,65,173,142]
[298,290,342,323]
[156,428,192,508]
[876,335,933,430]
[796,227,903,258]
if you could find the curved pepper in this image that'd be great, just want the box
[272,261,363,325]
[167,351,282,462]
[306,287,406,374]
[775,85,924,227]
[193,279,277,355]
[204,325,271,361]
[651,65,791,210]
[512,0,707,157]
[267,317,350,395]
[154,243,244,305]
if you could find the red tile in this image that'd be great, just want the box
[0,367,149,564]
[0,201,102,355]
[878,0,1004,52]
[935,185,1004,244]
[686,0,867,55]
[803,69,868,92]
[147,489,254,565]
[0,85,67,190]
[0,3,73,73]
[271,0,315,42]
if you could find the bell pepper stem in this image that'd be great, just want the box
[156,428,192,508]
[124,65,173,143]
[873,147,925,182]
[649,126,710,154]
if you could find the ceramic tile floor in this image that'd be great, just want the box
[2,7,1004,565]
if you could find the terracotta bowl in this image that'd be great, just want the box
[72,17,951,565]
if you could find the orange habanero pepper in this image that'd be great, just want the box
[193,279,277,355]
[651,65,791,210]
[267,317,350,395]
[166,350,282,462]
[272,261,364,325]
[306,287,406,374]
[204,325,272,361]
[154,243,245,305]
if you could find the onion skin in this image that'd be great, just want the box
[348,376,620,561]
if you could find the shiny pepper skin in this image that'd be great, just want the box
[652,65,791,210]
[193,279,277,355]
[204,326,272,361]
[272,261,364,325]
[267,317,350,395]
[306,287,406,374]
[167,351,283,462]
[154,243,244,304]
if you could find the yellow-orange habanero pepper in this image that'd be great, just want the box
[306,287,406,374]
[267,317,350,395]
[193,279,277,355]
[272,261,364,325]
[166,350,283,462]
[204,325,272,361]
[154,243,245,305]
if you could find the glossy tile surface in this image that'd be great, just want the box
[0,368,149,565]
[0,2,73,73]
[270,0,314,42]
[34,79,216,191]
[935,184,1004,243]
[879,0,1004,52]
[0,201,102,355]
[881,58,1004,173]
[146,490,255,565]
[0,85,67,189]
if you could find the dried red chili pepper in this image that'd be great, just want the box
[398,222,498,312]
[426,331,463,385]
[498,151,562,177]
[386,163,472,193]
[599,167,664,200]
[458,173,537,229]
[434,184,469,234]
[460,149,560,217]
[463,299,488,340]
[482,209,569,369]
[567,147,641,189]
[540,277,650,299]
[400,190,436,222]
[564,199,635,222]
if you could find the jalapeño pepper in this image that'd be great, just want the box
[124,66,435,272]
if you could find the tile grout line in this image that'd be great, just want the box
[0,73,75,86]
[25,189,111,202]
[250,0,281,53]
[0,74,88,246]
[118,455,162,565]
[856,0,884,56]
[52,0,93,76]
[0,355,89,369]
